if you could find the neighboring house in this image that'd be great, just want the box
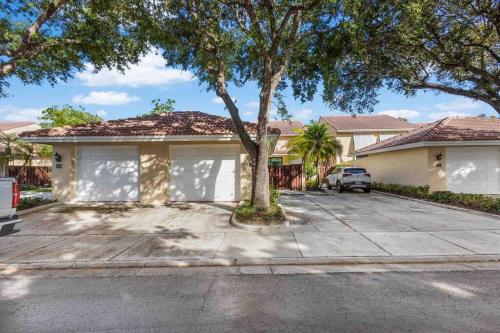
[20,111,280,204]
[318,115,417,162]
[353,117,500,195]
[268,120,303,166]
[0,121,50,176]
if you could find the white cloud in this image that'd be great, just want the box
[96,109,107,117]
[378,109,420,119]
[428,111,470,120]
[76,52,194,87]
[244,111,254,116]
[212,97,224,104]
[293,108,313,121]
[72,91,140,105]
[0,106,43,122]
[434,98,481,111]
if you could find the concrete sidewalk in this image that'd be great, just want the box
[1,192,500,271]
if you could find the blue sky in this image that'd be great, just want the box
[0,52,496,124]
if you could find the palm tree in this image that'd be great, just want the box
[0,132,19,176]
[289,121,343,189]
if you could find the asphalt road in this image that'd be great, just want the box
[1,271,500,332]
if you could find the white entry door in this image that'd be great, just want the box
[76,146,140,201]
[446,146,500,194]
[169,145,240,201]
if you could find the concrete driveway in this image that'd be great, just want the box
[1,192,500,267]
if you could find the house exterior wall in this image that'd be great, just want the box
[51,141,251,204]
[270,135,301,165]
[354,147,430,187]
[427,146,447,192]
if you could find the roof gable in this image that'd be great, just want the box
[268,120,303,135]
[0,121,37,131]
[355,117,500,154]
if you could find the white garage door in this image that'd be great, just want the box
[169,145,240,201]
[76,146,139,202]
[446,146,500,194]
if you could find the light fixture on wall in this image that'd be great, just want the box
[436,153,443,161]
[54,152,62,162]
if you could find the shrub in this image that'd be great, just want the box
[235,188,284,224]
[372,182,499,215]
[17,197,55,211]
[235,201,285,225]
[270,187,280,205]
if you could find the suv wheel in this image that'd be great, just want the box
[363,188,371,193]
[337,181,344,193]
[327,180,332,190]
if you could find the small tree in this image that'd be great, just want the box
[141,0,369,209]
[289,122,343,189]
[39,105,102,128]
[145,98,176,115]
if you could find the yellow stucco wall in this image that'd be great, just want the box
[427,146,447,192]
[50,141,251,204]
[355,147,430,186]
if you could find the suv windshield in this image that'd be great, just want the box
[344,168,366,174]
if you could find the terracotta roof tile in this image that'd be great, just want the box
[321,114,416,130]
[355,117,500,154]
[268,120,303,135]
[0,121,36,131]
[19,111,280,138]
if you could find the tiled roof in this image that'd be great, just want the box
[0,121,36,131]
[268,120,303,135]
[19,111,280,138]
[321,114,416,130]
[355,117,500,154]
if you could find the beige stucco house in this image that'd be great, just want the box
[319,115,417,162]
[20,112,280,204]
[1,121,51,176]
[353,117,500,195]
[268,120,303,166]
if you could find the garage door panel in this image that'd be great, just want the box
[446,146,500,194]
[76,146,139,202]
[169,145,239,201]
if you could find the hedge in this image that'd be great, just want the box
[372,182,500,215]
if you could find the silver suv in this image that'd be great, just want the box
[326,167,372,193]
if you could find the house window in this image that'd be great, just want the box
[269,157,283,166]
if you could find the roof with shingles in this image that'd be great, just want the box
[355,117,500,154]
[19,111,280,138]
[320,115,416,131]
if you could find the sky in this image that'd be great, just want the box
[0,52,497,124]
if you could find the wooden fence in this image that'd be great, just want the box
[8,166,52,186]
[269,164,303,190]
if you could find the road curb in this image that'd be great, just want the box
[17,202,62,216]
[3,254,500,271]
[373,191,499,218]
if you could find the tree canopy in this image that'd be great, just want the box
[140,0,372,208]
[342,0,500,114]
[38,105,102,128]
[0,0,147,97]
[145,98,175,115]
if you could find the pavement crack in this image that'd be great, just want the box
[200,276,217,312]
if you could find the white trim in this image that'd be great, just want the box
[354,140,500,156]
[23,134,278,143]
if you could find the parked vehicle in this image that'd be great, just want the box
[0,177,21,235]
[326,167,372,193]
